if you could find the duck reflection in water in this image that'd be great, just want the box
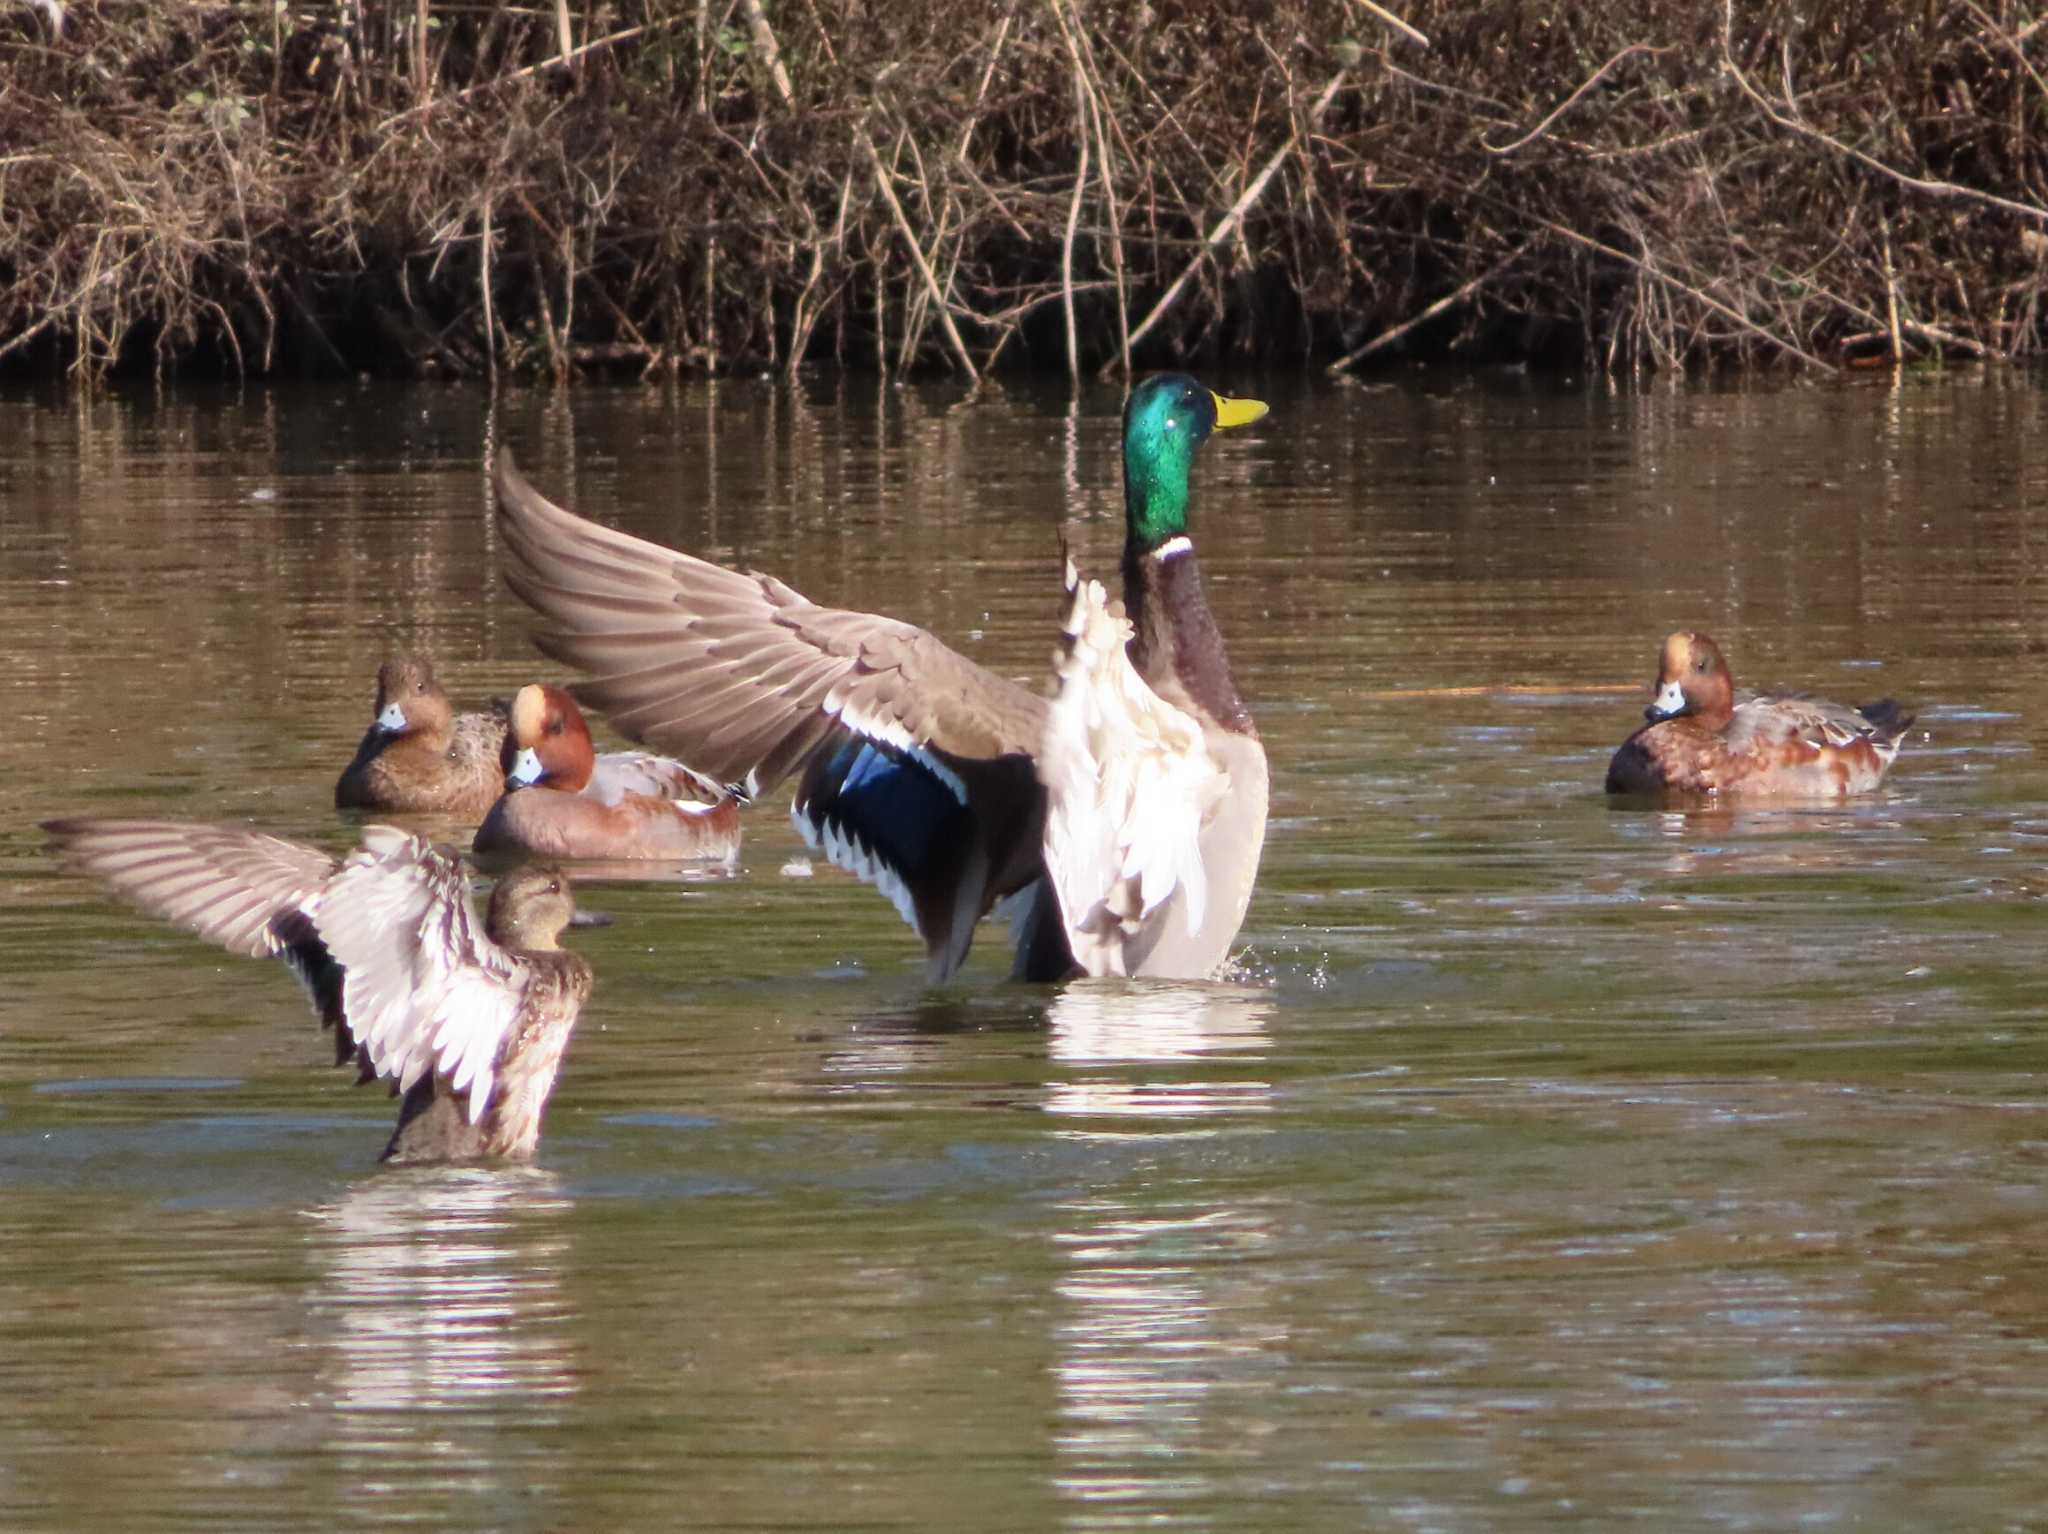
[1042,983,1284,1513]
[307,1167,577,1416]
[1045,981,1275,1122]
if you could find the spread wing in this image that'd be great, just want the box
[1036,560,1230,978]
[493,450,1049,798]
[310,827,527,1123]
[43,817,355,1059]
[43,818,337,958]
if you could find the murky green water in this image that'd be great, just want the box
[3,369,2048,1528]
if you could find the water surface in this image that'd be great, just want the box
[2,369,2047,1528]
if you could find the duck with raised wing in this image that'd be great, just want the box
[473,683,744,861]
[1605,631,1913,797]
[43,818,595,1162]
[491,373,1270,981]
[335,656,506,818]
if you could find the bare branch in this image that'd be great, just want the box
[1485,46,1672,156]
[1344,0,1429,50]
[1118,68,1349,364]
[1720,0,2048,227]
[1535,215,1836,372]
[1328,243,1529,373]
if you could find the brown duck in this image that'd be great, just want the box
[335,655,507,819]
[43,818,595,1162]
[492,373,1270,981]
[1605,631,1913,797]
[473,683,744,861]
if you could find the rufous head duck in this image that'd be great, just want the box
[1646,632,1737,726]
[504,684,597,794]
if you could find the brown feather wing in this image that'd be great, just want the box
[495,451,1049,795]
[42,818,337,960]
[1725,693,1906,753]
[42,818,359,1061]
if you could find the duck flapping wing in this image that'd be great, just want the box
[44,818,338,958]
[44,818,360,1062]
[310,826,530,1124]
[494,450,1049,796]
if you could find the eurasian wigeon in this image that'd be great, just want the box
[1605,631,1913,797]
[473,684,743,861]
[42,818,595,1163]
[335,656,506,819]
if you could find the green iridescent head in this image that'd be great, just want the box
[1121,373,1268,552]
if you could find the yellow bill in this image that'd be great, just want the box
[1210,392,1270,429]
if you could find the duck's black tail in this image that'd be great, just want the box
[1858,699,1916,763]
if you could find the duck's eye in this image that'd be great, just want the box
[1695,657,1710,673]
[546,720,562,736]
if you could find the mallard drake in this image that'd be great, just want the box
[473,683,744,861]
[335,656,507,819]
[492,373,1269,981]
[1605,631,1914,796]
[42,818,595,1162]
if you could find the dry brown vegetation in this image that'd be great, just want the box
[4,0,2047,378]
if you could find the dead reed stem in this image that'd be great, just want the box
[1049,0,1129,376]
[480,194,497,384]
[1882,225,1903,366]
[1117,67,1349,367]
[858,125,981,382]
[8,0,2048,379]
[1345,0,1430,49]
[1534,217,1835,373]
[1062,72,1091,383]
[1718,0,2048,229]
[1329,243,1528,373]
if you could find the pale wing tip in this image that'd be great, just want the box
[357,823,414,853]
[492,444,577,546]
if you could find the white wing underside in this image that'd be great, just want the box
[1038,565,1230,978]
[313,826,527,1123]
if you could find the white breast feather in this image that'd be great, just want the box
[1038,566,1229,977]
